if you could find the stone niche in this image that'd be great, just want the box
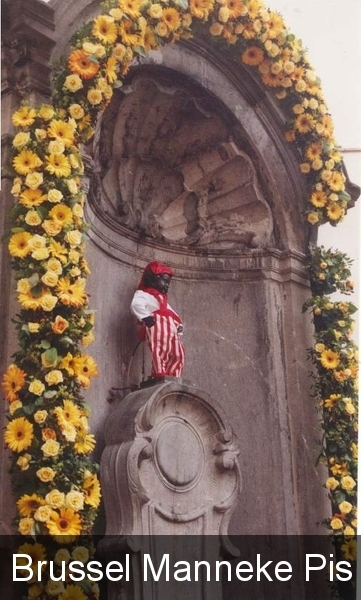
[85,41,329,538]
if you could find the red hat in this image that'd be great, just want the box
[138,261,173,290]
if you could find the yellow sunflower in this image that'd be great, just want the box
[57,277,87,307]
[118,0,142,19]
[54,399,82,428]
[92,15,118,44]
[162,7,181,31]
[189,0,214,20]
[310,190,327,208]
[17,494,46,517]
[72,354,98,379]
[106,56,118,84]
[327,171,345,192]
[12,106,37,128]
[49,240,69,263]
[2,364,26,403]
[17,542,46,573]
[119,19,142,46]
[261,70,283,88]
[19,188,47,208]
[46,154,71,178]
[8,231,32,259]
[321,114,334,138]
[59,585,87,600]
[143,27,157,52]
[18,290,44,310]
[13,150,42,175]
[341,539,357,562]
[295,113,315,134]
[305,142,322,161]
[265,11,285,39]
[49,204,73,227]
[47,507,82,537]
[74,430,96,454]
[327,203,345,221]
[320,349,340,370]
[4,416,34,453]
[47,120,75,148]
[241,46,264,66]
[247,0,262,19]
[84,475,101,508]
[68,49,100,80]
[226,0,246,19]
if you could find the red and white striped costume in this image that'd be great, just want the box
[131,265,185,378]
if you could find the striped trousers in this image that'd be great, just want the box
[145,313,185,378]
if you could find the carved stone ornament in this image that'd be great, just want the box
[91,72,274,251]
[100,381,241,537]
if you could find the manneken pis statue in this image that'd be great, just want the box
[130,262,185,379]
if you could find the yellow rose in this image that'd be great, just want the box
[155,21,168,37]
[41,351,58,369]
[41,271,59,287]
[38,105,55,120]
[61,423,77,442]
[218,6,230,22]
[25,172,44,190]
[315,343,325,353]
[13,132,31,148]
[65,490,85,511]
[9,400,23,415]
[295,80,307,93]
[29,380,45,396]
[68,104,85,120]
[312,158,323,171]
[209,22,223,36]
[64,74,83,92]
[65,229,82,247]
[32,247,50,260]
[36,467,56,483]
[82,332,95,347]
[47,257,63,274]
[47,189,63,203]
[54,548,71,565]
[307,212,319,225]
[67,179,79,194]
[45,489,65,508]
[148,3,163,18]
[46,581,65,596]
[344,402,356,415]
[34,410,48,424]
[47,140,65,155]
[300,163,311,174]
[17,278,31,294]
[41,440,61,459]
[72,546,89,563]
[113,44,126,60]
[87,89,103,106]
[16,454,31,470]
[39,294,58,312]
[325,477,339,490]
[34,505,52,522]
[25,210,42,226]
[330,517,343,530]
[341,476,356,491]
[45,369,63,386]
[28,322,40,333]
[339,501,353,514]
[28,234,46,251]
[35,128,47,141]
[19,517,35,536]
[52,315,69,334]
[344,526,355,536]
[11,179,22,197]
[42,219,63,237]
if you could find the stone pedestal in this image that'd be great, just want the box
[99,380,241,600]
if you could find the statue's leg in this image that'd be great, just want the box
[145,314,171,376]
[164,326,185,377]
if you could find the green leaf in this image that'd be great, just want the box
[28,273,40,289]
[134,45,146,57]
[113,80,123,89]
[44,390,57,399]
[43,347,58,364]
[40,340,51,349]
[176,0,189,10]
[11,227,25,234]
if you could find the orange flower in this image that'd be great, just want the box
[68,49,100,80]
[241,46,264,66]
[2,364,27,402]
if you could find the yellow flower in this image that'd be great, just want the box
[13,150,42,175]
[72,546,89,563]
[68,104,85,120]
[314,343,325,353]
[330,517,343,530]
[92,15,117,44]
[12,106,37,128]
[16,453,31,470]
[42,220,63,237]
[84,474,101,508]
[48,120,75,148]
[2,363,27,403]
[39,294,58,311]
[46,581,65,597]
[87,88,103,106]
[63,74,83,92]
[344,526,355,536]
[46,489,65,508]
[295,113,314,134]
[327,203,344,221]
[162,7,181,30]
[113,43,127,61]
[11,178,22,197]
[54,548,71,565]
[52,315,69,334]
[341,476,356,492]
[189,0,214,20]
[54,399,82,428]
[339,501,353,514]
[29,379,45,396]
[25,210,42,226]
[48,189,63,203]
[320,349,340,370]
[38,104,55,120]
[307,212,319,225]
[19,517,35,536]
[33,410,48,425]
[148,3,163,18]
[49,204,73,227]
[35,128,47,141]
[41,439,61,458]
[47,508,82,537]
[118,0,142,18]
[17,494,45,517]
[44,369,63,386]
[8,231,32,258]
[241,45,264,66]
[74,430,96,454]
[65,491,84,512]
[323,394,341,409]
[57,277,88,307]
[13,132,31,149]
[25,172,44,190]
[310,190,327,208]
[28,322,40,333]
[47,140,65,156]
[20,188,47,207]
[4,417,34,453]
[341,539,357,561]
[34,505,53,522]
[68,49,100,80]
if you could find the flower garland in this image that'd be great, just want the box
[2,0,357,598]
[303,246,358,596]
